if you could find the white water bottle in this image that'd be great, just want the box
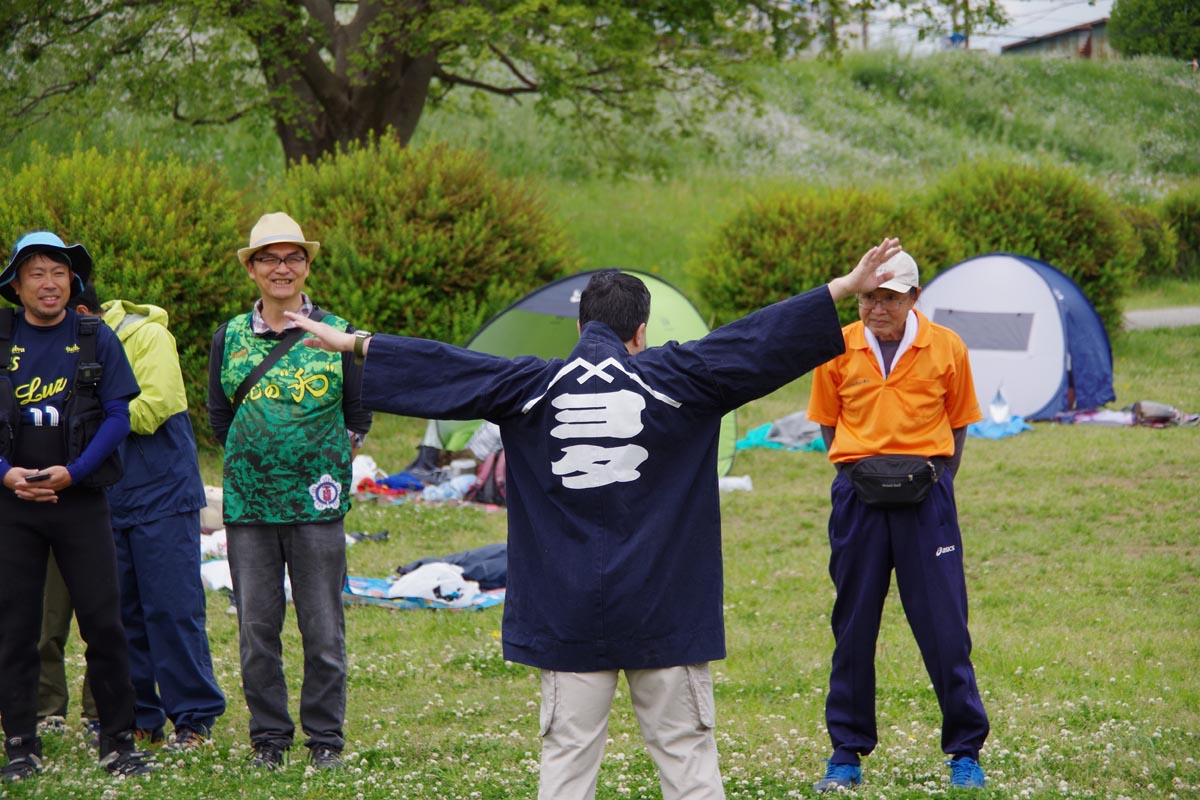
[988,385,1010,424]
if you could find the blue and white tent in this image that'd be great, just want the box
[916,253,1115,421]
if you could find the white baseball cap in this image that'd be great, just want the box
[876,251,919,292]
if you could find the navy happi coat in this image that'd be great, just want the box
[362,286,845,671]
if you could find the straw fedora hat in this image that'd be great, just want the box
[237,212,321,268]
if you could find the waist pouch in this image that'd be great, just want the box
[847,455,943,508]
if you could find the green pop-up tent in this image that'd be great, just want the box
[427,268,738,476]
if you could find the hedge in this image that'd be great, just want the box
[1160,182,1200,279]
[1119,204,1178,281]
[693,187,958,326]
[697,162,1141,336]
[923,160,1138,334]
[268,137,580,344]
[1,141,581,446]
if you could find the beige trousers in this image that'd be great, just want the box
[538,664,725,800]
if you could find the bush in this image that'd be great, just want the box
[1160,182,1200,279]
[0,145,250,443]
[923,160,1138,334]
[693,187,958,326]
[1118,204,1178,281]
[270,137,579,344]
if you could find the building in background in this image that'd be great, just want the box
[1001,17,1114,58]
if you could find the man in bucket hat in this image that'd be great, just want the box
[207,213,372,771]
[35,283,226,752]
[0,231,157,780]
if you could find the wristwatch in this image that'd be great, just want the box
[353,330,372,364]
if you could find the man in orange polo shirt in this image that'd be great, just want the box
[807,251,989,792]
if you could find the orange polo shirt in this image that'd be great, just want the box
[808,310,982,463]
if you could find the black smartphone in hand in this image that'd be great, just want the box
[25,472,52,483]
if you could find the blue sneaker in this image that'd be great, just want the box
[813,759,862,792]
[948,756,986,788]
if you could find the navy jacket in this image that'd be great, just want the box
[100,301,206,529]
[108,411,206,529]
[362,286,845,671]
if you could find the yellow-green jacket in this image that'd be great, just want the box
[101,299,206,527]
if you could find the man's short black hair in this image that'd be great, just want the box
[578,270,651,343]
[17,249,71,275]
[70,282,101,314]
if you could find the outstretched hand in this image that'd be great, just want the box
[283,311,355,353]
[827,238,904,302]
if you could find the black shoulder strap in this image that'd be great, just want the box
[0,308,13,372]
[231,308,329,414]
[78,314,101,360]
[73,314,103,396]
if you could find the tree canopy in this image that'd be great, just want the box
[1109,0,1200,60]
[1,1,1014,166]
[1,1,811,164]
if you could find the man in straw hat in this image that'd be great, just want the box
[207,213,371,771]
[0,231,157,780]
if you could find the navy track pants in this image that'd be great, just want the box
[824,471,989,765]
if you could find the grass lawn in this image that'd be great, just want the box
[11,318,1198,800]
[1120,280,1200,311]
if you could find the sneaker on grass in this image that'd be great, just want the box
[99,731,158,777]
[813,759,862,793]
[1,754,42,782]
[949,756,986,788]
[165,727,211,752]
[1,737,43,783]
[309,744,344,770]
[101,749,158,777]
[249,742,285,770]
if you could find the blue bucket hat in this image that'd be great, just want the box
[1,231,92,305]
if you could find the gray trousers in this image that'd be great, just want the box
[538,664,725,800]
[226,521,347,751]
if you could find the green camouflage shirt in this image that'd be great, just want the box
[219,313,353,524]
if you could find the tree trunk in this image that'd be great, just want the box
[263,53,436,165]
[246,3,437,165]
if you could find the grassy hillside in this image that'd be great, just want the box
[410,51,1200,192]
[411,51,1200,290]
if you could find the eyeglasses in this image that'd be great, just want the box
[252,253,307,267]
[857,294,910,311]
